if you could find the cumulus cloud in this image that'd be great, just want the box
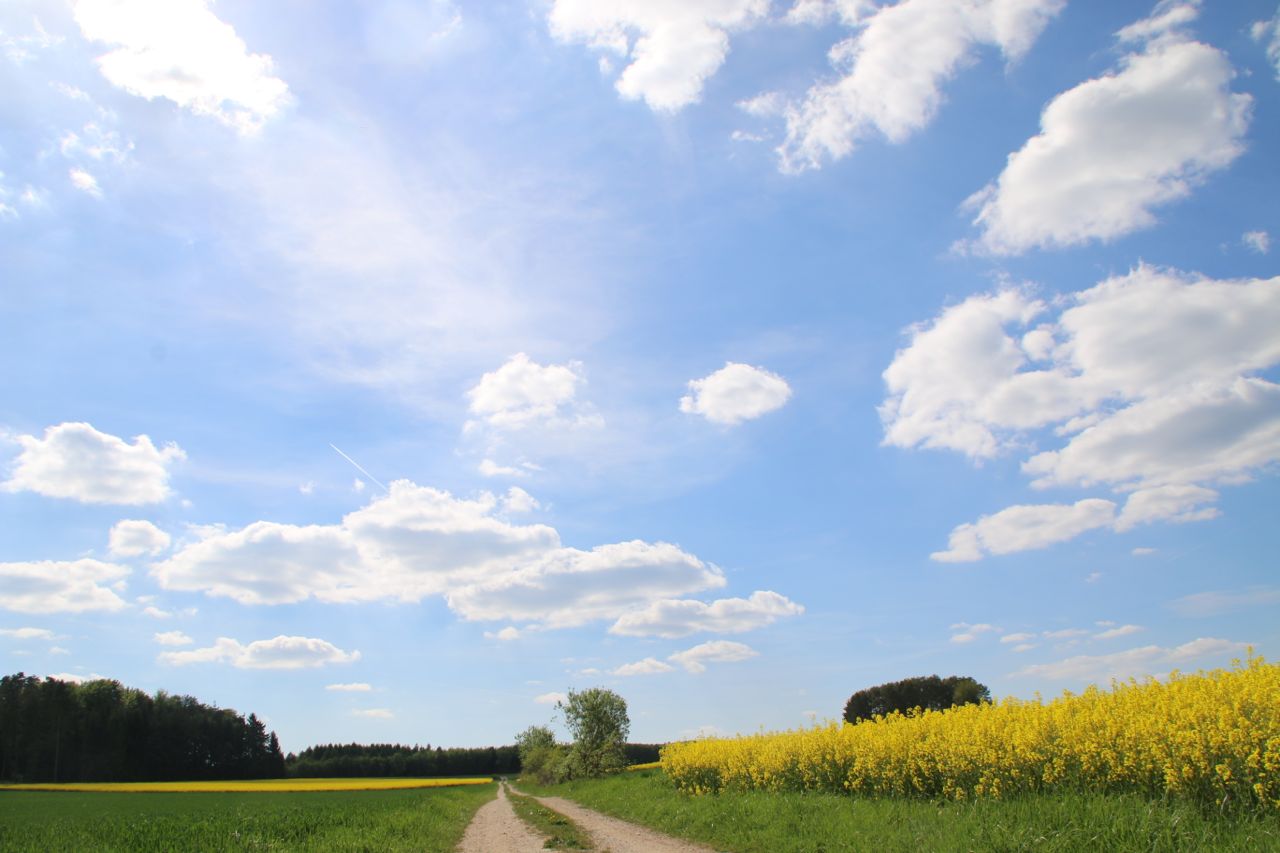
[153,630,192,646]
[1011,636,1249,682]
[882,266,1280,559]
[466,353,599,431]
[774,0,1064,172]
[680,363,792,425]
[612,657,676,676]
[1000,632,1035,644]
[484,626,521,641]
[72,0,290,133]
[4,422,185,505]
[479,459,524,478]
[534,691,567,705]
[609,590,803,638]
[967,1,1251,254]
[669,640,758,674]
[326,682,372,692]
[547,0,769,111]
[0,559,129,613]
[932,499,1116,563]
[501,487,539,514]
[153,480,558,605]
[153,479,727,632]
[0,627,56,640]
[159,635,360,669]
[446,540,724,629]
[108,519,172,557]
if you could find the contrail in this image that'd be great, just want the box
[329,443,389,493]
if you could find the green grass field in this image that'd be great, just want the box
[520,769,1280,853]
[0,782,496,852]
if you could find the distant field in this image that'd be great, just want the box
[0,783,496,852]
[0,776,492,792]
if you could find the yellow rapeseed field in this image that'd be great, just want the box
[0,777,492,793]
[662,657,1280,809]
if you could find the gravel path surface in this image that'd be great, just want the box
[520,789,725,853]
[455,783,548,853]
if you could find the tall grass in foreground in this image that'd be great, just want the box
[0,776,491,792]
[524,770,1280,853]
[663,657,1280,808]
[0,784,495,852]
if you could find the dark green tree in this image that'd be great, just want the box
[558,688,629,777]
[843,675,990,724]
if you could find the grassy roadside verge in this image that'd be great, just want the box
[507,787,594,850]
[520,769,1280,853]
[0,783,497,852]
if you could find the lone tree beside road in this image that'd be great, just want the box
[559,687,630,777]
[843,675,990,724]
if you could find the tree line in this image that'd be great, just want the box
[0,673,285,783]
[286,742,520,777]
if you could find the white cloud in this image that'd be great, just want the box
[60,122,133,164]
[1252,9,1280,79]
[352,708,393,719]
[153,479,727,631]
[0,559,129,613]
[46,672,105,685]
[484,626,521,641]
[668,639,758,674]
[547,0,769,111]
[1011,636,1248,682]
[949,622,998,643]
[72,0,290,133]
[479,459,523,478]
[883,267,1280,559]
[154,479,558,606]
[153,630,192,646]
[1012,643,1036,652]
[968,2,1250,254]
[932,499,1116,563]
[466,353,598,431]
[1114,484,1219,531]
[775,0,1064,172]
[1131,547,1157,557]
[680,362,792,425]
[159,635,360,669]
[1000,632,1034,644]
[609,590,803,638]
[69,167,102,198]
[4,422,185,505]
[326,682,373,692]
[446,539,725,629]
[1243,230,1270,254]
[612,657,676,676]
[49,646,70,655]
[108,519,171,557]
[0,627,56,640]
[141,605,172,619]
[1169,586,1280,617]
[1094,624,1143,640]
[501,487,539,514]
[299,481,315,495]
[534,691,567,705]
[783,0,876,27]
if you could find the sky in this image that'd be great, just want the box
[1,0,1278,753]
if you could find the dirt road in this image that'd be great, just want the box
[457,782,723,853]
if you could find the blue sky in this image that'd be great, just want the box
[2,0,1278,753]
